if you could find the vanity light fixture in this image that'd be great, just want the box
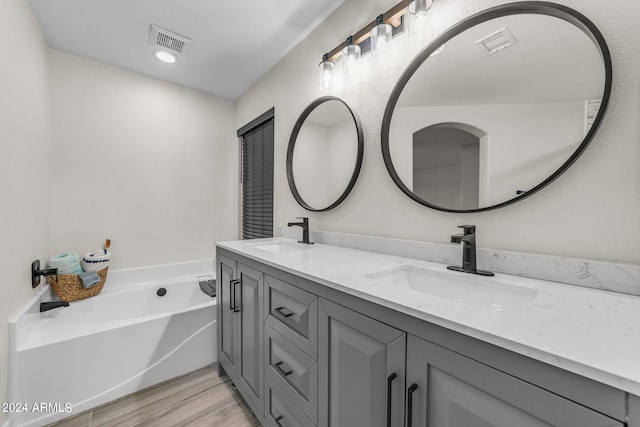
[371,14,393,55]
[318,53,335,92]
[342,36,361,81]
[318,0,432,86]
[154,50,177,64]
[408,0,442,53]
[411,0,433,17]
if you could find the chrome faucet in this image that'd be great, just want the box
[447,225,494,276]
[287,217,313,244]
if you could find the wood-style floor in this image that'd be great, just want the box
[47,364,261,427]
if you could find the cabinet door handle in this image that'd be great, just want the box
[274,415,285,427]
[233,278,242,313]
[229,279,239,311]
[274,361,293,377]
[407,383,418,427]
[274,306,293,318]
[387,372,397,427]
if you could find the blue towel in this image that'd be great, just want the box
[47,253,83,275]
[78,271,101,289]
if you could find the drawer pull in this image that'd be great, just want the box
[407,383,418,427]
[275,415,285,427]
[275,361,293,377]
[275,306,293,318]
[387,372,397,427]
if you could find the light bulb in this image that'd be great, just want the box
[371,16,393,60]
[412,0,432,17]
[342,37,361,82]
[318,54,335,92]
[408,0,435,47]
[154,50,177,64]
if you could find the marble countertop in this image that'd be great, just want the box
[216,237,640,396]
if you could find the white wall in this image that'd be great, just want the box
[49,50,238,270]
[235,0,640,265]
[0,1,51,422]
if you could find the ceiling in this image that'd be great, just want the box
[28,0,345,100]
[398,13,605,107]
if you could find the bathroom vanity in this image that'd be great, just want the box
[216,237,640,427]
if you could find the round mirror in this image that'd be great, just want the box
[382,2,612,212]
[287,96,364,211]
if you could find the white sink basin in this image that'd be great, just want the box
[250,241,307,253]
[368,265,537,313]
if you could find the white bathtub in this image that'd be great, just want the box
[8,260,217,427]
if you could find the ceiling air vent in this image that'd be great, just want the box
[149,24,192,56]
[475,27,518,55]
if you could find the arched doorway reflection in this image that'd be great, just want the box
[413,123,488,210]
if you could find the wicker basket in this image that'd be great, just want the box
[49,267,108,302]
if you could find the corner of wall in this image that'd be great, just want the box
[0,0,52,419]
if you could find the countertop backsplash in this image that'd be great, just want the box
[282,228,640,296]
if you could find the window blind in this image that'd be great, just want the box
[240,113,274,240]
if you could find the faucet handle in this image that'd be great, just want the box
[31,260,59,288]
[457,225,476,234]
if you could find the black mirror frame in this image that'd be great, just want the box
[287,96,365,212]
[381,1,612,213]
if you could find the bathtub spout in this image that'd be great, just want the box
[40,301,70,312]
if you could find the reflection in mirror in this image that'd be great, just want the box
[287,97,364,211]
[383,2,611,212]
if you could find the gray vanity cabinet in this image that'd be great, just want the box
[217,247,628,427]
[318,298,406,427]
[216,254,265,416]
[406,335,624,427]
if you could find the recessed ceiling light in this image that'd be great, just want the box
[154,50,177,64]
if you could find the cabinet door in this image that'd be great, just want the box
[236,262,265,414]
[217,254,238,376]
[629,395,640,427]
[318,298,406,427]
[405,335,624,427]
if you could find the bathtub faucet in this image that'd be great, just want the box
[40,301,70,312]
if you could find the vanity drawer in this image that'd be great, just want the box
[265,324,318,421]
[265,374,316,427]
[265,275,318,357]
